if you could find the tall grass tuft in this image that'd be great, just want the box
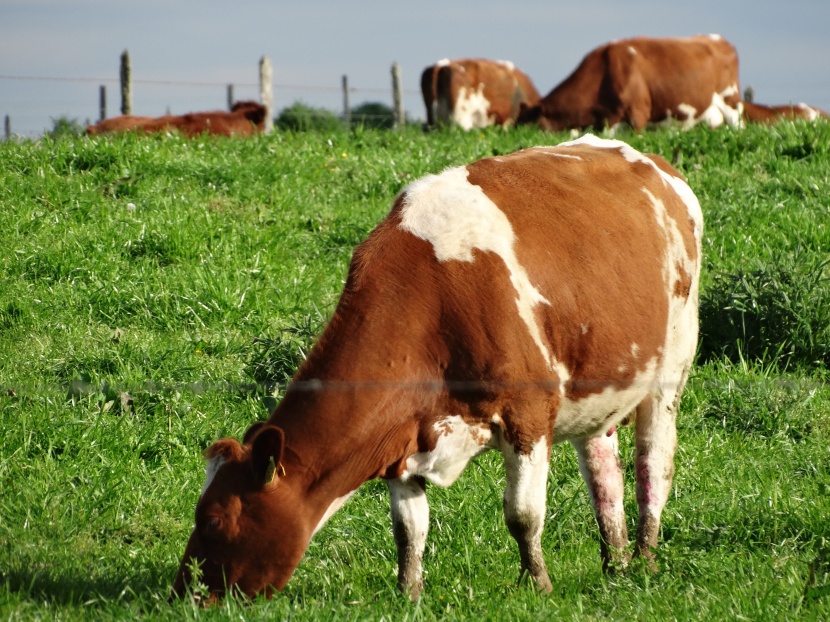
[700,248,830,368]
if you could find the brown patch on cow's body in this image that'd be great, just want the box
[465,146,671,404]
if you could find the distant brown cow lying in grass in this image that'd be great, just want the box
[86,101,267,137]
[742,101,829,124]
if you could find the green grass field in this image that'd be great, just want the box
[1,122,829,620]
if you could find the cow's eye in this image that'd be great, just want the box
[202,516,223,535]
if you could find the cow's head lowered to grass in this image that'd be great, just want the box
[172,134,703,602]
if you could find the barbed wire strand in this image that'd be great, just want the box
[4,375,827,400]
[0,74,421,95]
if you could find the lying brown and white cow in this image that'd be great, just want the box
[86,100,267,137]
[518,35,743,132]
[171,134,703,601]
[742,101,829,124]
[421,58,541,129]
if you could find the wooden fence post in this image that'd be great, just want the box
[99,85,107,121]
[342,75,351,125]
[259,56,274,134]
[391,62,404,129]
[4,115,10,140]
[120,50,132,115]
[227,84,234,110]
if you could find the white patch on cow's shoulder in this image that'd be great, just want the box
[709,33,723,41]
[496,59,516,71]
[436,58,450,67]
[627,46,637,56]
[453,84,493,129]
[400,167,555,368]
[402,416,495,486]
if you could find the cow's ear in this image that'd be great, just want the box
[242,421,267,445]
[250,425,286,487]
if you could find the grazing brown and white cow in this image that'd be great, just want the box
[86,100,267,137]
[421,58,541,129]
[518,35,743,132]
[171,135,702,602]
[742,101,829,124]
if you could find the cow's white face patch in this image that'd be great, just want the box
[452,84,494,129]
[402,416,495,487]
[400,167,555,368]
[201,456,225,496]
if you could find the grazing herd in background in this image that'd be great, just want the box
[86,34,827,139]
[423,34,826,132]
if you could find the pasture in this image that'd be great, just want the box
[0,121,829,620]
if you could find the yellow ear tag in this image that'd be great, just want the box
[265,456,286,485]
[265,456,278,485]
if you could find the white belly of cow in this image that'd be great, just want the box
[402,416,495,487]
[552,359,659,441]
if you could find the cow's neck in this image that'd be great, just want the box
[266,289,441,528]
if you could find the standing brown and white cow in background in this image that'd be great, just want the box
[171,135,703,602]
[421,58,541,130]
[518,35,743,132]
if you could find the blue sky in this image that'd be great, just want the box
[2,0,829,137]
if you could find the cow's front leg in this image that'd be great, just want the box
[387,475,429,600]
[502,439,552,592]
[572,431,630,572]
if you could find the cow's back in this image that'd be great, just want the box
[619,35,740,125]
[397,135,701,441]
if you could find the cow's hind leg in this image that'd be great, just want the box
[572,430,630,572]
[633,387,681,570]
[501,438,553,592]
[388,476,429,599]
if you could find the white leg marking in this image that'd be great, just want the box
[388,477,429,597]
[634,392,679,558]
[501,436,552,591]
[572,433,629,568]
